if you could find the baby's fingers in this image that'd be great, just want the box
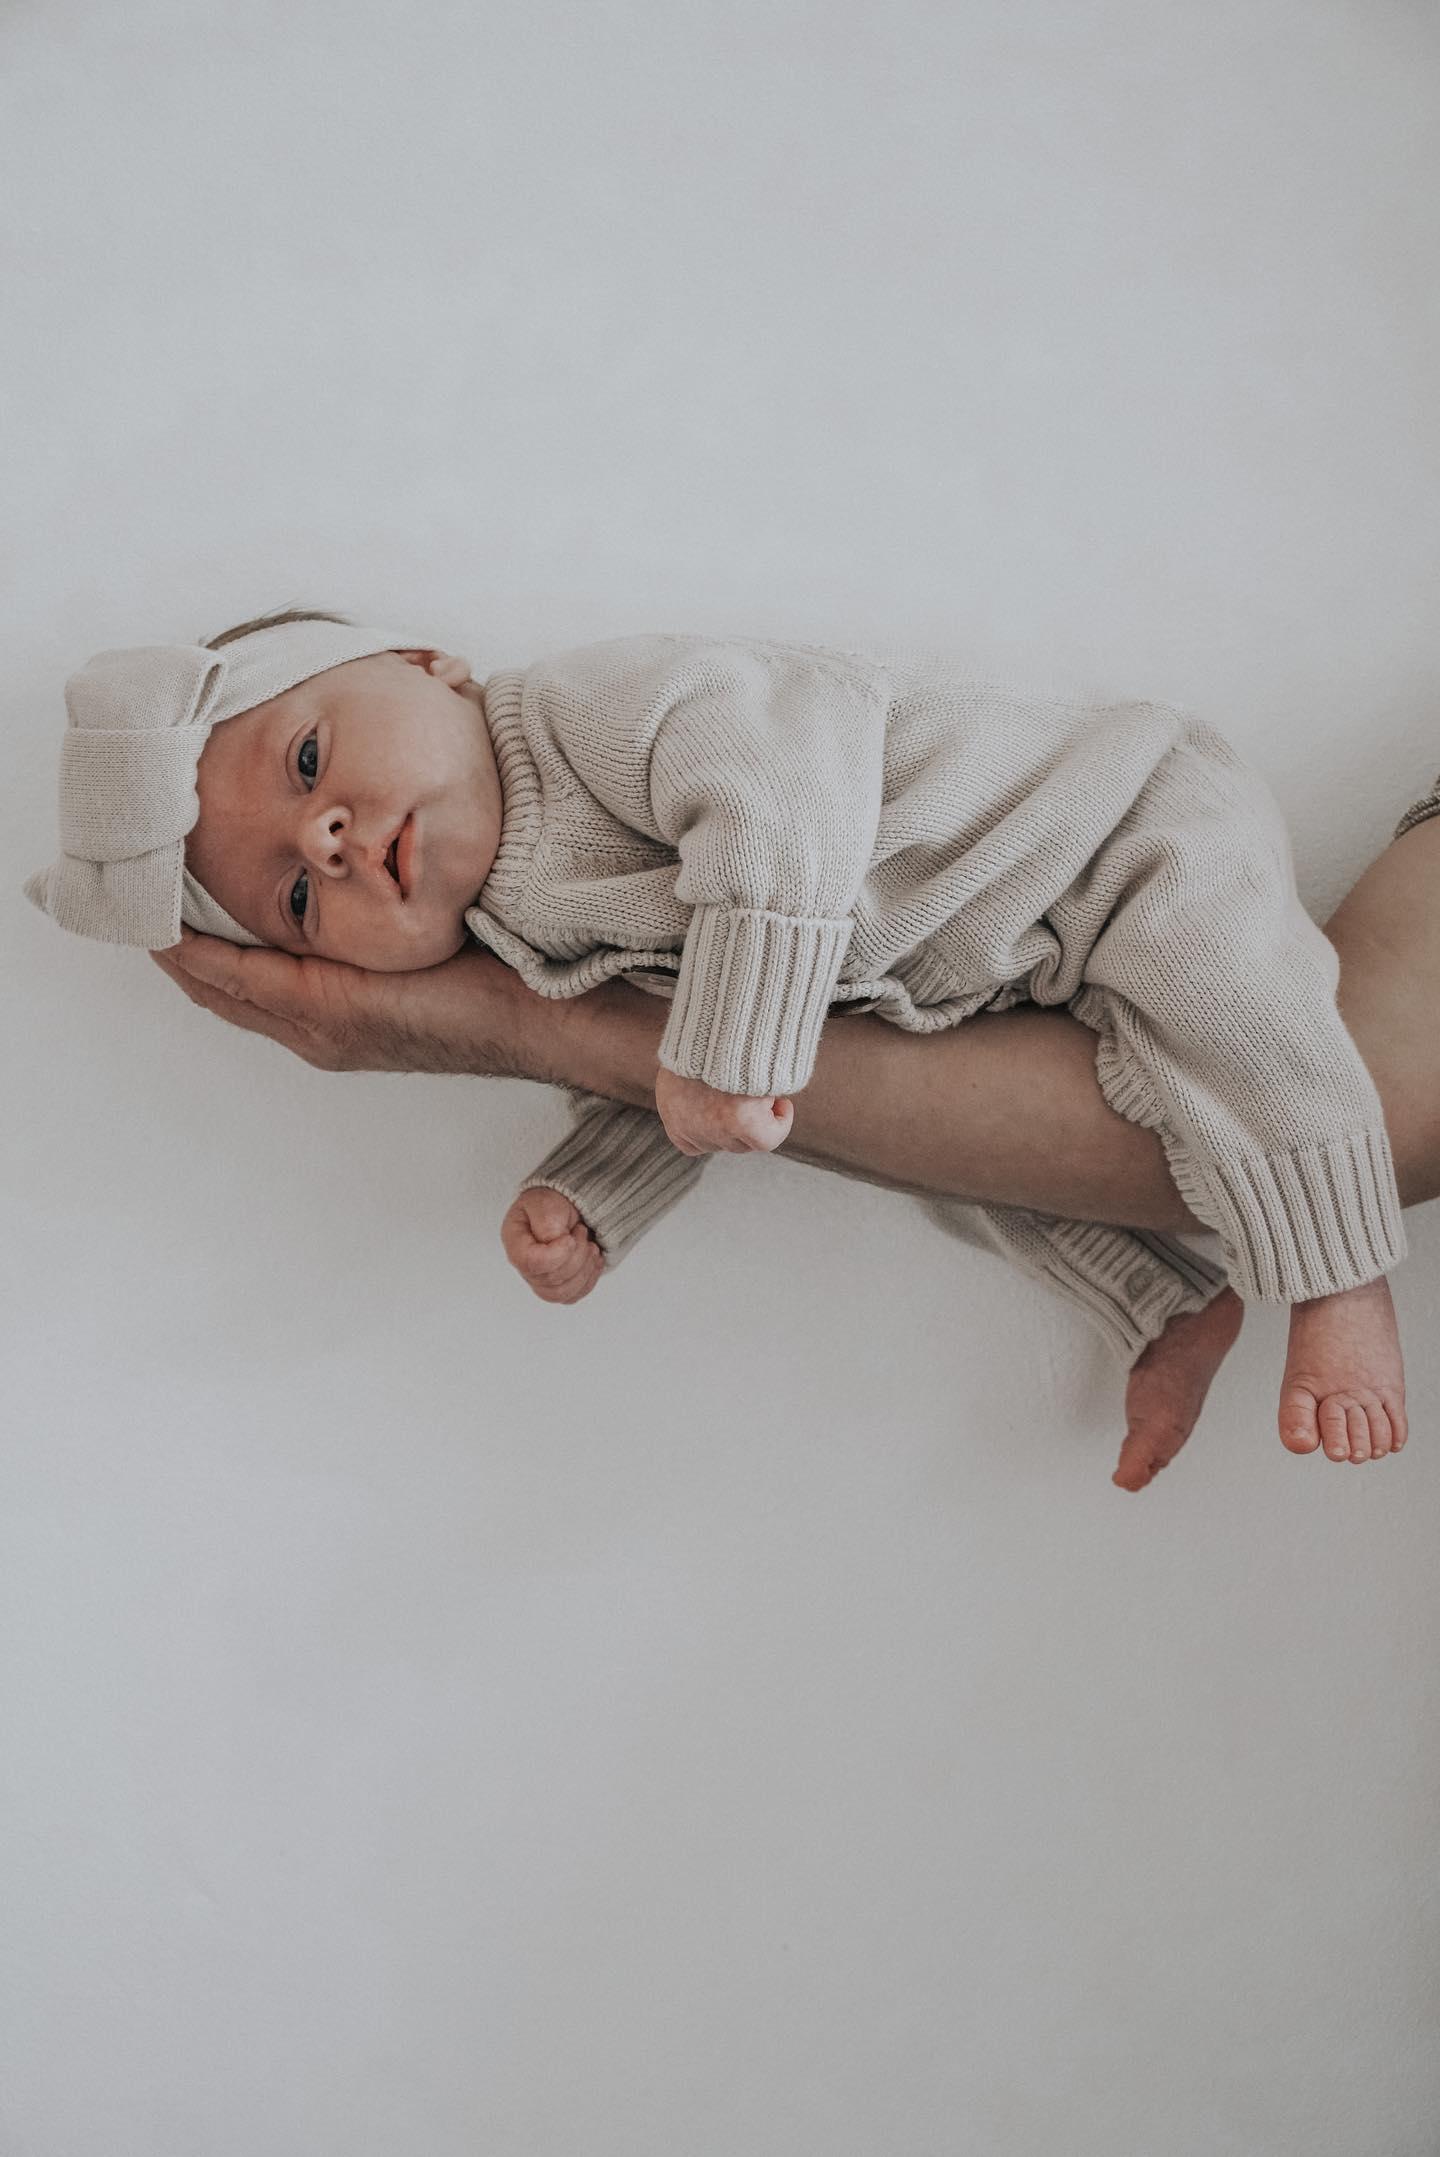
[514,1186,582,1239]
[521,1225,603,1303]
[523,1222,591,1276]
[736,1095,794,1152]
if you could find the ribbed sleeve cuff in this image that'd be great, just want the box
[1101,1054,1407,1301]
[658,905,853,1096]
[515,1095,704,1270]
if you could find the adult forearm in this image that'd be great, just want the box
[156,825,1437,1226]
[519,978,1197,1231]
[513,824,1440,1228]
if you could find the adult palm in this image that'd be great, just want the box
[150,928,533,1078]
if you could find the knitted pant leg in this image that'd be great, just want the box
[912,1191,1226,1367]
[1059,732,1404,1302]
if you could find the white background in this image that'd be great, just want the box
[3,5,1439,2152]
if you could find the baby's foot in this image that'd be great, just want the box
[1112,1288,1244,1493]
[1279,1276,1408,1463]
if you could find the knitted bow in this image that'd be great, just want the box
[25,619,418,949]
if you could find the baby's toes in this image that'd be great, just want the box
[1343,1395,1400,1462]
[1278,1385,1322,1455]
[1387,1394,1409,1452]
[1364,1400,1394,1459]
[1319,1393,1393,1463]
[1344,1399,1375,1463]
[1315,1393,1362,1462]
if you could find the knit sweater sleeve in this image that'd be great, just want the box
[639,640,892,1097]
[514,1088,707,1270]
[523,635,892,1095]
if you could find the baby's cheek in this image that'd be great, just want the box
[363,909,471,973]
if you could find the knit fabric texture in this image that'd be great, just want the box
[1395,770,1440,841]
[472,631,1406,1311]
[25,620,423,949]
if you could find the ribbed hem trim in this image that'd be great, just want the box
[1394,780,1440,841]
[659,905,853,1096]
[516,1103,702,1269]
[1090,1031,1406,1302]
[1030,1218,1223,1366]
[1187,1130,1405,1301]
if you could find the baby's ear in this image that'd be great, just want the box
[393,647,437,668]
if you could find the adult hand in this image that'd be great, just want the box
[150,929,537,1078]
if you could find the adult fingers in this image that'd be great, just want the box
[163,930,315,1016]
[150,949,317,1059]
[170,935,380,1056]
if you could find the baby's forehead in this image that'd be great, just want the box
[191,654,388,821]
[191,692,284,829]
[272,651,393,719]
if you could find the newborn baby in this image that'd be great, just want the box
[26,609,1408,1488]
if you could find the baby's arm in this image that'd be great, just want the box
[536,636,892,1108]
[644,642,891,1104]
[501,1087,708,1301]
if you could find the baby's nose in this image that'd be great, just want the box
[304,803,353,876]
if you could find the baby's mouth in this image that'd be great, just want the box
[382,813,414,899]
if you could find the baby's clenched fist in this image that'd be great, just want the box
[500,1186,604,1304]
[655,1065,794,1157]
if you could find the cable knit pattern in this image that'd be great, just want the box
[473,630,1406,1309]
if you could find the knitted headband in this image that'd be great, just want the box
[24,618,424,950]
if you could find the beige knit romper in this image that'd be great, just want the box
[462,633,1406,1364]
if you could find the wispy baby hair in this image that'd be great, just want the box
[202,604,354,651]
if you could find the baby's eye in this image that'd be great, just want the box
[297,733,319,785]
[289,869,309,927]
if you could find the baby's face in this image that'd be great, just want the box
[186,649,503,970]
